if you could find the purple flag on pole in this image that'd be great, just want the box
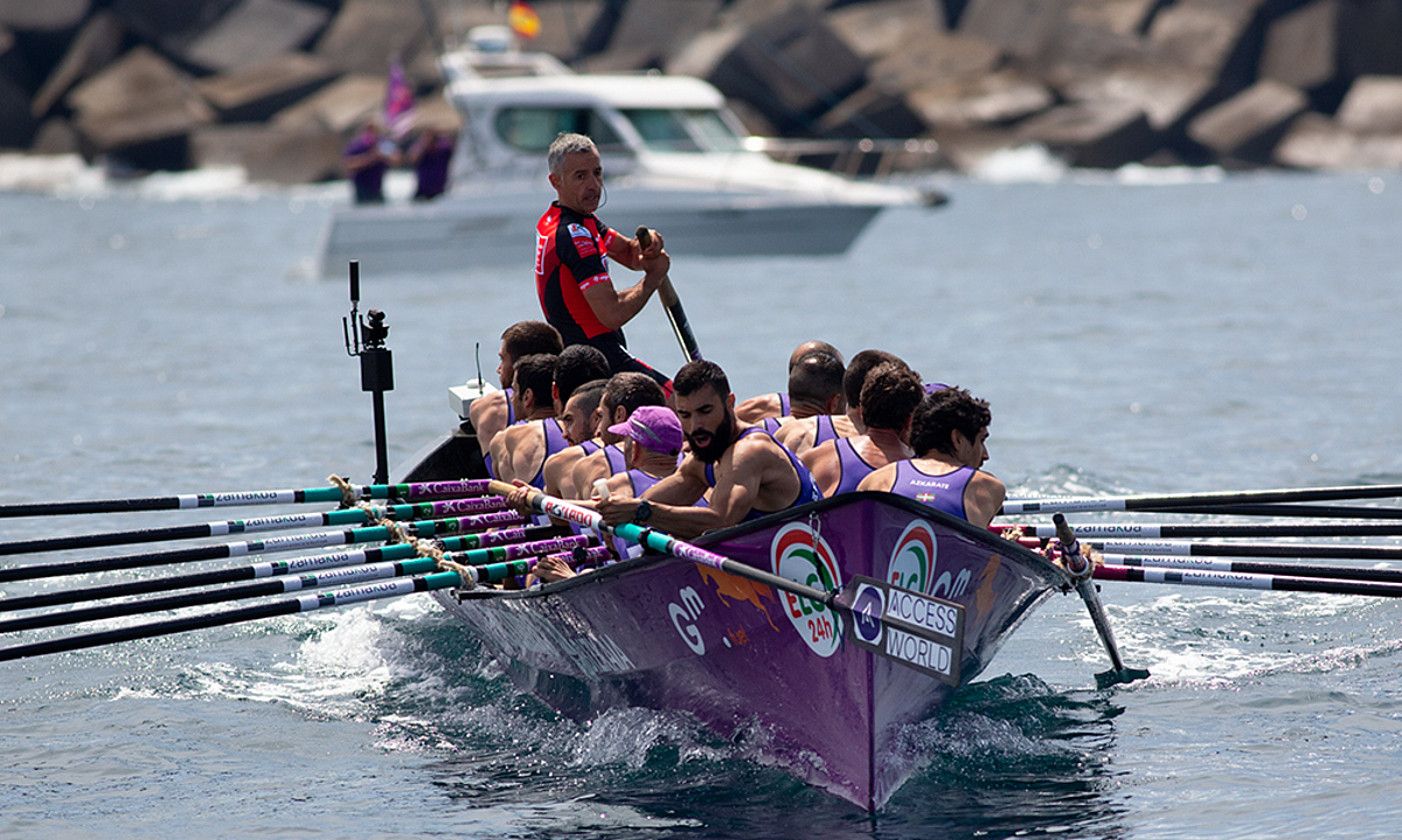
[384,61,415,140]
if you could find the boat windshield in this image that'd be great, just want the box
[620,109,744,153]
[494,107,627,153]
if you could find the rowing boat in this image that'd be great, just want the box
[400,425,1068,809]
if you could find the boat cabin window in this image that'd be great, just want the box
[494,107,626,153]
[620,109,744,153]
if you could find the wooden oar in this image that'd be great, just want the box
[0,534,597,634]
[1000,483,1402,515]
[0,508,519,584]
[0,495,497,557]
[1003,522,1402,539]
[1053,514,1150,689]
[636,226,702,362]
[0,478,492,518]
[1099,554,1402,585]
[0,523,559,613]
[1095,562,1402,599]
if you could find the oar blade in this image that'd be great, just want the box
[1095,666,1151,690]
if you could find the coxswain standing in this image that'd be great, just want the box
[857,386,1005,528]
[596,360,820,539]
[536,132,673,390]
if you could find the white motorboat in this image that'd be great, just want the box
[317,26,940,278]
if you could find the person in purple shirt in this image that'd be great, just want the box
[408,128,456,201]
[858,386,1005,528]
[343,119,397,204]
[803,361,921,497]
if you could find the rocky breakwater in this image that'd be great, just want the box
[3,0,1402,182]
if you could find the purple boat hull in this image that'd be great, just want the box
[404,431,1067,809]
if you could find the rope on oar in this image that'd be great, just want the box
[1099,554,1402,586]
[0,507,518,584]
[1052,514,1150,689]
[1000,483,1402,515]
[0,494,500,557]
[0,522,557,613]
[1094,562,1402,599]
[0,532,596,634]
[0,478,493,518]
[1000,522,1402,539]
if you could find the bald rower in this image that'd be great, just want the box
[470,320,562,476]
[802,361,921,497]
[736,340,844,423]
[858,386,1005,528]
[778,349,907,458]
[569,372,668,497]
[487,353,570,489]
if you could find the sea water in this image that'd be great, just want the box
[2,160,1401,838]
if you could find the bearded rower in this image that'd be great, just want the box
[803,361,921,497]
[736,340,844,423]
[857,386,1005,528]
[470,320,562,476]
[597,360,821,539]
[536,132,672,389]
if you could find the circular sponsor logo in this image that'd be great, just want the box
[770,523,843,657]
[887,520,937,595]
[851,583,884,645]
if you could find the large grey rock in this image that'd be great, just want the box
[192,123,344,182]
[602,0,723,67]
[1275,111,1402,169]
[724,0,833,28]
[109,0,237,54]
[1057,61,1220,132]
[30,116,82,154]
[908,68,1053,128]
[196,53,339,122]
[1065,0,1161,36]
[0,0,90,32]
[816,82,928,138]
[1017,99,1157,167]
[185,0,331,72]
[1259,0,1343,92]
[1147,0,1264,82]
[958,0,1067,62]
[314,0,428,76]
[929,124,1019,171]
[1187,79,1307,161]
[867,28,1001,91]
[30,11,126,118]
[515,0,607,62]
[1336,75,1402,134]
[827,0,945,62]
[271,73,382,133]
[68,47,214,152]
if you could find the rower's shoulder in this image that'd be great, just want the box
[857,460,899,492]
[735,392,781,422]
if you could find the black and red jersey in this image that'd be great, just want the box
[535,202,618,344]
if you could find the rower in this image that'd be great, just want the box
[543,379,607,497]
[736,339,844,423]
[568,372,667,497]
[857,386,1005,528]
[756,351,846,439]
[470,320,562,476]
[585,405,685,567]
[802,362,921,497]
[538,346,610,495]
[777,348,906,457]
[597,360,821,539]
[487,353,570,489]
[535,132,672,389]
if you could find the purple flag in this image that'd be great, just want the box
[384,61,415,140]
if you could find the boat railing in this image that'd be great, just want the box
[741,136,943,178]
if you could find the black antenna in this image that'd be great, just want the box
[341,261,394,485]
[474,341,483,388]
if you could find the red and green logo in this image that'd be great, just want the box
[770,522,843,657]
[887,520,938,595]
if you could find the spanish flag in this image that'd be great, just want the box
[508,0,541,40]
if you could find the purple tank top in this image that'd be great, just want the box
[890,461,975,521]
[760,416,783,434]
[833,437,877,496]
[703,427,822,521]
[527,419,572,490]
[604,443,627,475]
[813,414,838,447]
[778,392,791,416]
[578,439,600,456]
